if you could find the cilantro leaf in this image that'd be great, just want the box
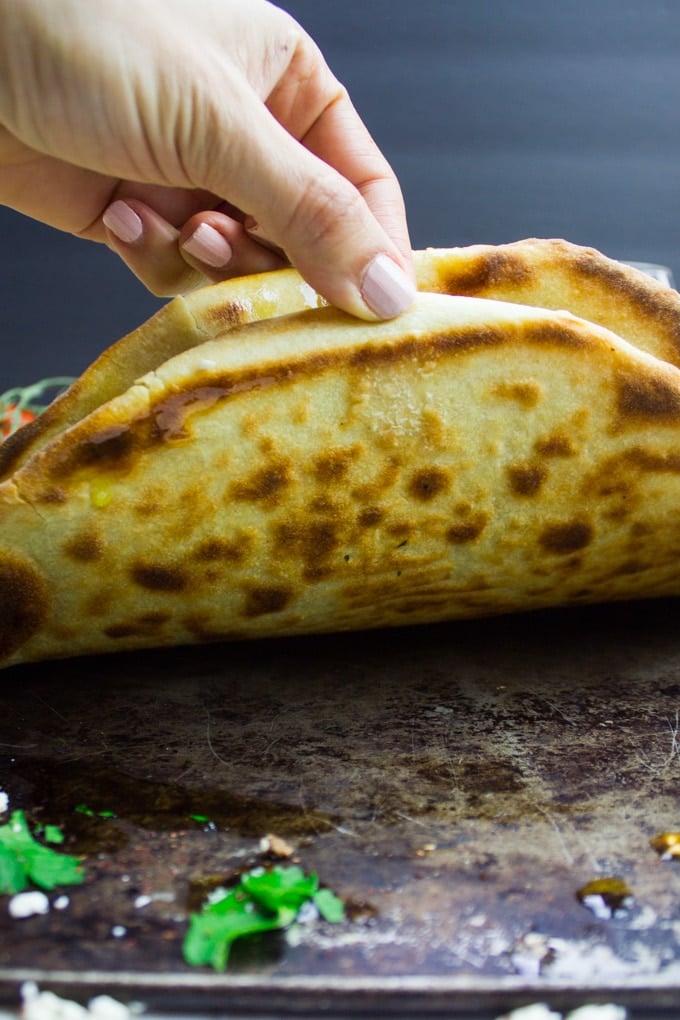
[183,864,344,972]
[183,886,288,972]
[241,865,318,914]
[313,887,345,923]
[42,825,65,845]
[0,810,84,895]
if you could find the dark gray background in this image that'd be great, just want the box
[2,0,679,386]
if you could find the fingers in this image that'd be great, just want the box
[102,199,287,296]
[198,97,416,320]
[301,89,413,270]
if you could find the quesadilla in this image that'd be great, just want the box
[2,239,680,668]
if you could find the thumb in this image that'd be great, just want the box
[198,91,416,320]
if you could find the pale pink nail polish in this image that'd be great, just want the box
[102,200,143,244]
[181,223,233,268]
[361,254,416,319]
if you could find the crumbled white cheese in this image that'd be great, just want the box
[8,891,49,919]
[20,985,135,1020]
[495,1004,627,1020]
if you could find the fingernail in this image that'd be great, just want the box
[102,200,143,244]
[361,254,416,319]
[181,223,233,268]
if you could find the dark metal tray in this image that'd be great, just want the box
[1,601,680,1017]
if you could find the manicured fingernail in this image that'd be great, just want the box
[181,223,233,268]
[361,254,416,319]
[102,200,143,244]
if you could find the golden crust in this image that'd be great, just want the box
[4,286,680,669]
[0,267,323,480]
[414,238,680,367]
[5,238,674,481]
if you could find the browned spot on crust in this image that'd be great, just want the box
[310,495,342,514]
[408,467,451,502]
[0,552,49,660]
[493,381,542,408]
[420,409,446,447]
[353,458,401,502]
[131,562,187,592]
[66,426,136,474]
[623,446,680,473]
[63,532,104,563]
[104,614,171,640]
[34,487,67,505]
[617,373,680,423]
[192,537,250,565]
[358,506,385,528]
[446,513,488,545]
[183,614,246,642]
[202,299,249,333]
[539,520,594,555]
[313,446,361,483]
[134,499,162,517]
[242,585,293,617]
[507,464,547,497]
[535,434,575,457]
[442,250,534,296]
[231,461,291,503]
[274,519,340,580]
[388,521,415,541]
[45,317,602,485]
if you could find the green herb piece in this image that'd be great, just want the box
[183,864,344,972]
[41,825,65,845]
[313,887,345,923]
[75,804,116,819]
[241,865,318,913]
[0,810,85,895]
[189,814,210,824]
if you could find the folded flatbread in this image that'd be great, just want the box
[3,238,680,668]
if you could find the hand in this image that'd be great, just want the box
[0,0,415,319]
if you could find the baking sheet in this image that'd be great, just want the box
[1,600,680,1016]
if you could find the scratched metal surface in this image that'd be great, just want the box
[1,600,680,1016]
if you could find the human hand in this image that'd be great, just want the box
[0,0,415,319]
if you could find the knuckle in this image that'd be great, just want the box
[286,173,365,251]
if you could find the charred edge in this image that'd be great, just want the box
[617,373,680,423]
[0,553,49,660]
[575,250,680,354]
[440,250,535,296]
[46,321,592,482]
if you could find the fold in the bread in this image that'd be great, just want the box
[4,290,680,669]
[0,268,323,479]
[6,238,679,480]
